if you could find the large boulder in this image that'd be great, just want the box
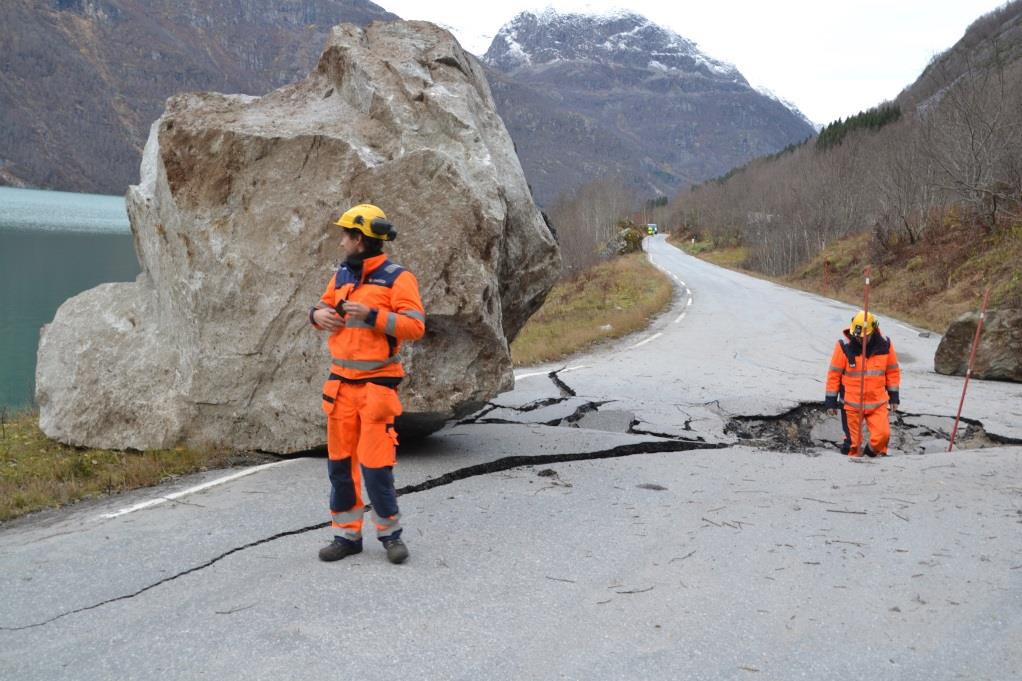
[35,21,561,453]
[934,308,1022,382]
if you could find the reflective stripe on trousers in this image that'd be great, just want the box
[330,506,364,542]
[371,510,402,540]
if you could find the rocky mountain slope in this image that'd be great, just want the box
[1,4,815,205]
[482,9,816,204]
[897,1,1022,111]
[0,0,396,194]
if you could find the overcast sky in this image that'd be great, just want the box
[380,0,1008,125]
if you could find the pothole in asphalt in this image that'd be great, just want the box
[725,404,1020,455]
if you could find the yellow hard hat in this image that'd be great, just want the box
[333,203,397,241]
[848,310,878,338]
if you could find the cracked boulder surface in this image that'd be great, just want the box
[3,237,1021,680]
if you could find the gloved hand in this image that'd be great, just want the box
[314,307,345,332]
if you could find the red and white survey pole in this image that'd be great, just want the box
[948,287,991,452]
[856,267,871,458]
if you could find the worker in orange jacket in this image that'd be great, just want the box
[309,204,426,563]
[825,311,900,458]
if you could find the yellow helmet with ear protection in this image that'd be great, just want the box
[333,203,398,241]
[848,310,878,338]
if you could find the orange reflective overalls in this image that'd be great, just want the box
[312,253,425,544]
[825,331,900,456]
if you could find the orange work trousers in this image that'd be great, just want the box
[326,382,403,542]
[844,404,890,456]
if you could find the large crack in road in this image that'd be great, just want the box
[0,370,722,631]
[727,403,1022,454]
[2,440,723,631]
[6,368,1016,631]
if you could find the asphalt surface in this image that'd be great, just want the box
[2,236,1019,680]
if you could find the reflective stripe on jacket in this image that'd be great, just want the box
[825,332,900,411]
[317,253,425,387]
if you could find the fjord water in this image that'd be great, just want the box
[0,186,140,410]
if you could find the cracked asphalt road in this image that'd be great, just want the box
[2,236,1020,680]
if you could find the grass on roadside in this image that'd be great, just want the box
[790,219,1022,332]
[511,253,674,366]
[689,244,749,270]
[0,409,268,523]
[668,234,749,269]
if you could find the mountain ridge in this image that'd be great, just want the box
[481,9,815,204]
[1,4,815,205]
[0,0,398,194]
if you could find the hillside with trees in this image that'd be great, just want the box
[667,2,1022,330]
[0,0,397,194]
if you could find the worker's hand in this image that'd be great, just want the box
[341,301,371,321]
[313,308,345,332]
[890,403,898,413]
[828,408,837,416]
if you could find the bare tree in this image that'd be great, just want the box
[549,178,638,276]
[920,50,1022,227]
[669,36,1022,277]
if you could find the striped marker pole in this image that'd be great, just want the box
[948,287,991,452]
[855,267,871,458]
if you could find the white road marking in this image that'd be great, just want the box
[514,365,590,381]
[679,281,686,287]
[99,459,300,520]
[631,332,663,349]
[687,297,693,306]
[675,311,687,324]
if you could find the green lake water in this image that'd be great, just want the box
[0,186,140,410]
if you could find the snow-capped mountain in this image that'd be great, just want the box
[485,8,742,82]
[753,85,817,130]
[481,10,816,203]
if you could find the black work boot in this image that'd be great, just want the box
[318,538,362,562]
[863,446,877,458]
[382,537,409,564]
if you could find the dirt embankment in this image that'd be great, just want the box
[789,216,1022,332]
[672,215,1022,334]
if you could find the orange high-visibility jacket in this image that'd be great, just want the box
[313,253,425,396]
[825,331,900,411]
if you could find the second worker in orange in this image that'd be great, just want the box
[825,310,901,458]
